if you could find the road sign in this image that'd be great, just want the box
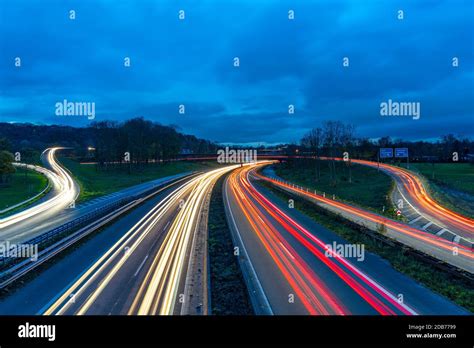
[396,210,401,216]
[379,148,393,158]
[395,148,409,158]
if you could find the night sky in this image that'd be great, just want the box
[0,0,473,145]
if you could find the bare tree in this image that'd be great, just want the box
[301,127,323,181]
[322,121,345,184]
[341,124,356,183]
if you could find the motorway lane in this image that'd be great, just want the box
[1,162,58,215]
[0,147,79,237]
[44,165,238,315]
[0,165,192,245]
[0,147,79,231]
[332,158,474,241]
[259,166,474,273]
[224,164,470,315]
[0,177,196,315]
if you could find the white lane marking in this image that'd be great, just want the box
[408,216,423,225]
[396,186,423,216]
[453,235,461,244]
[134,255,149,277]
[422,221,433,230]
[163,221,171,231]
[436,228,448,236]
[224,177,273,315]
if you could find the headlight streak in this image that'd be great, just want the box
[44,165,238,315]
[0,147,78,229]
[129,165,239,315]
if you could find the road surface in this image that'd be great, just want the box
[224,164,470,315]
[43,165,238,315]
[0,159,192,245]
[259,165,473,273]
[0,148,79,232]
[319,157,474,245]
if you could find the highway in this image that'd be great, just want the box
[352,159,474,244]
[224,163,470,315]
[302,156,474,245]
[0,154,193,245]
[259,164,473,273]
[43,165,237,315]
[0,147,79,233]
[0,175,193,314]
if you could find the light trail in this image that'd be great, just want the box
[129,166,235,315]
[167,155,474,234]
[227,164,418,315]
[0,147,78,230]
[351,158,474,234]
[44,165,238,315]
[254,167,474,260]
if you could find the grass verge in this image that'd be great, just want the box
[208,175,254,315]
[273,159,393,214]
[60,157,219,202]
[0,167,48,211]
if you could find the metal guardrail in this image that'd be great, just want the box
[0,173,195,282]
[0,197,129,269]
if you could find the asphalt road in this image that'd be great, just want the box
[42,165,237,315]
[260,166,474,273]
[0,148,79,233]
[0,175,194,314]
[0,155,191,245]
[350,158,473,244]
[224,164,470,315]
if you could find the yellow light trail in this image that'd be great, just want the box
[0,147,78,229]
[44,164,240,315]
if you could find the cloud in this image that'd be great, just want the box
[0,0,472,143]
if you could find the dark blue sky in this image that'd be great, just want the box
[0,0,473,144]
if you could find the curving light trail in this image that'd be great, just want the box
[255,166,473,260]
[228,163,418,315]
[0,147,78,230]
[44,164,238,315]
[350,158,474,235]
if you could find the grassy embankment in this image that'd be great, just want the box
[0,167,49,212]
[273,160,397,217]
[207,176,254,314]
[258,179,474,312]
[60,157,220,202]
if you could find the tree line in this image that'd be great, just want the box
[299,121,473,161]
[296,120,473,184]
[0,118,217,175]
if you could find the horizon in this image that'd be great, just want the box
[0,119,468,147]
[1,0,473,143]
